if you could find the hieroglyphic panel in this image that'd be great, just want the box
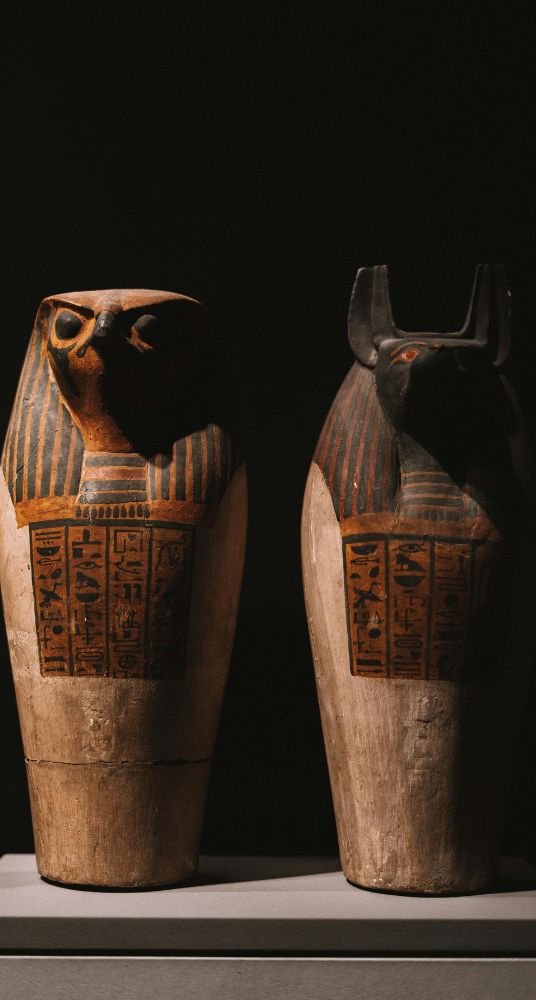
[429,540,473,680]
[388,538,431,679]
[148,527,195,678]
[343,539,388,676]
[30,521,194,679]
[30,525,71,675]
[343,533,503,680]
[108,526,150,678]
[70,525,107,676]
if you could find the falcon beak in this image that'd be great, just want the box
[91,310,118,341]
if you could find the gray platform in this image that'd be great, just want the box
[1,854,535,999]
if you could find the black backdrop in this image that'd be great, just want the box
[1,3,535,861]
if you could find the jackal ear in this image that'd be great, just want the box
[462,263,511,367]
[347,265,396,368]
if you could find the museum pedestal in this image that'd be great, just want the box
[0,854,534,999]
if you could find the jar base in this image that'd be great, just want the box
[344,875,494,897]
[27,757,211,889]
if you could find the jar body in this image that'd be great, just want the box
[0,290,247,887]
[302,353,533,894]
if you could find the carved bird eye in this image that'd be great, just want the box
[130,314,159,352]
[55,310,83,340]
[392,347,421,364]
[133,314,158,336]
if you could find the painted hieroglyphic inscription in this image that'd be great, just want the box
[343,539,388,676]
[70,523,107,675]
[30,520,194,678]
[29,525,71,674]
[388,538,430,678]
[107,525,149,678]
[429,540,473,680]
[148,527,194,679]
[344,533,498,680]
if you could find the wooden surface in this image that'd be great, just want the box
[0,290,247,887]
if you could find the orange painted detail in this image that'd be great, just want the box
[14,496,216,529]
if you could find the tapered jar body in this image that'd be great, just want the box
[302,265,533,894]
[0,289,247,887]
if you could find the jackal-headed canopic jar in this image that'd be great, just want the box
[301,264,534,894]
[0,289,247,887]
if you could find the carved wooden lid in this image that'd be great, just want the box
[348,264,510,369]
[42,289,199,312]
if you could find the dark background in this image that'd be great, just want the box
[1,2,535,861]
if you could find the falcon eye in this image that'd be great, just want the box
[55,310,83,340]
[129,313,160,352]
[133,314,159,337]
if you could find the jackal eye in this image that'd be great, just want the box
[392,347,421,364]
